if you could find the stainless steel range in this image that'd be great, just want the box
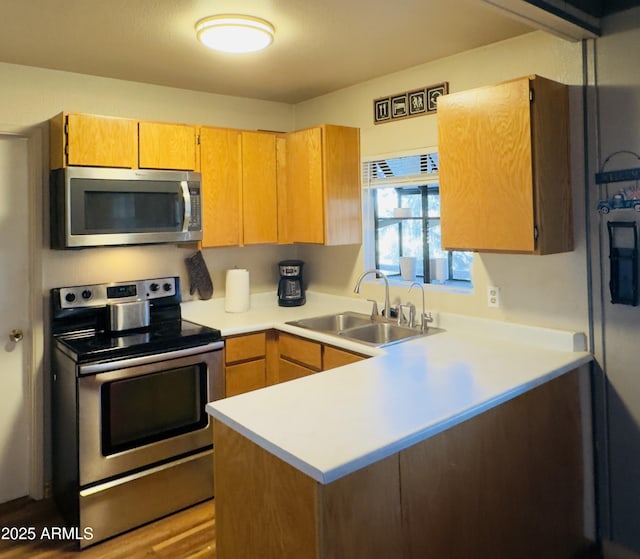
[50,277,224,548]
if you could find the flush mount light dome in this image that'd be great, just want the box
[195,14,275,54]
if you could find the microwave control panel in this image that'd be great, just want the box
[188,187,202,230]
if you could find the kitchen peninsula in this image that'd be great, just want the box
[182,292,594,559]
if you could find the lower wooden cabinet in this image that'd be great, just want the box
[277,332,322,382]
[224,332,267,397]
[323,345,366,370]
[277,358,315,383]
[276,332,367,384]
[224,330,368,396]
[214,370,588,559]
[225,360,265,397]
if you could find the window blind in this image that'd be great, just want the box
[362,152,439,188]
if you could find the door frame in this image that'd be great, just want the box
[1,122,45,499]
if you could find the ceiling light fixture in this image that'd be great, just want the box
[195,14,275,54]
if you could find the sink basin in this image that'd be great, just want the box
[286,311,373,332]
[339,322,427,346]
[286,311,443,347]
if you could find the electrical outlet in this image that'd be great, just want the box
[488,286,500,308]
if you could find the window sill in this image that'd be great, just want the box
[360,276,473,295]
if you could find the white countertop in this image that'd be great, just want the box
[183,291,592,485]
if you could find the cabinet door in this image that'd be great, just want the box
[138,121,198,170]
[438,78,535,252]
[225,332,266,364]
[277,358,315,383]
[323,345,366,370]
[276,136,291,244]
[242,131,278,244]
[529,77,572,255]
[322,125,362,246]
[279,333,322,370]
[285,127,325,244]
[226,360,266,397]
[200,127,242,247]
[65,113,137,168]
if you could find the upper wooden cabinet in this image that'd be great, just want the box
[199,126,242,248]
[138,121,198,171]
[437,75,572,254]
[50,113,362,248]
[50,112,137,169]
[199,127,279,248]
[284,125,362,246]
[242,131,279,245]
[49,112,199,171]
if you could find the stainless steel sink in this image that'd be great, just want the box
[286,311,373,332]
[338,322,427,346]
[286,311,442,347]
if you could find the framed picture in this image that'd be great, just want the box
[427,83,449,112]
[374,97,391,123]
[391,94,408,119]
[373,82,448,124]
[408,89,426,115]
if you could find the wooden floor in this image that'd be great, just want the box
[0,497,215,558]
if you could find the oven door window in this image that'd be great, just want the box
[102,364,208,455]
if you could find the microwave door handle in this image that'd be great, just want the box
[180,181,191,232]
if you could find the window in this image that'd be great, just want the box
[362,150,472,285]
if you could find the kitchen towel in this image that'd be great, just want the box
[185,251,214,300]
[225,269,250,313]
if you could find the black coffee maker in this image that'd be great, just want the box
[277,260,305,307]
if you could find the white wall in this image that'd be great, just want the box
[294,31,589,334]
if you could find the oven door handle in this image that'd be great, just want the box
[78,341,224,375]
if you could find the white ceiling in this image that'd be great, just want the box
[0,0,535,104]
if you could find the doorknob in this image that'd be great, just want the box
[9,329,23,343]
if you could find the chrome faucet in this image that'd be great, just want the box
[354,269,391,319]
[409,282,430,332]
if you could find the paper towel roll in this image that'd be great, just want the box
[225,269,251,313]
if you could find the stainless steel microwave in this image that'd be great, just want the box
[50,167,203,249]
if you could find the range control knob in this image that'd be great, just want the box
[82,290,92,300]
[149,283,160,292]
[163,282,172,292]
[65,292,76,303]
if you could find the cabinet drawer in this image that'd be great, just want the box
[277,358,315,384]
[323,345,366,370]
[225,360,266,397]
[225,332,267,364]
[279,333,322,370]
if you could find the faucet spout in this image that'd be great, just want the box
[354,269,391,319]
